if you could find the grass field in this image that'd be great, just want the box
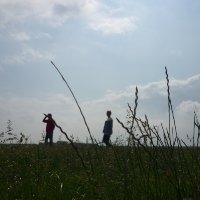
[0,143,200,200]
[1,68,199,199]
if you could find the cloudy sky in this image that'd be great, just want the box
[0,0,200,144]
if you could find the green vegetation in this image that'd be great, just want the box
[1,66,199,199]
[0,144,200,199]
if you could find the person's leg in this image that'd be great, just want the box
[49,133,53,146]
[45,133,48,144]
[103,134,111,146]
[106,134,112,146]
[102,134,108,144]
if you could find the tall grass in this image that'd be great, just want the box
[115,67,200,199]
[1,66,200,199]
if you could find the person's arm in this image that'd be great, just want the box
[43,114,48,122]
[103,121,106,133]
[53,119,57,127]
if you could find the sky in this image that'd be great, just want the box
[0,0,200,144]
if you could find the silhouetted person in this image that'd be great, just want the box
[102,110,113,147]
[43,113,56,145]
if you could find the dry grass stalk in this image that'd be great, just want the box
[50,60,95,144]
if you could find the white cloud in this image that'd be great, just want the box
[83,0,138,34]
[174,100,200,141]
[1,74,199,143]
[9,31,52,41]
[34,32,52,40]
[81,73,200,141]
[135,80,167,99]
[89,15,137,34]
[0,0,137,34]
[2,46,54,64]
[10,31,30,41]
[176,101,200,115]
[170,74,200,87]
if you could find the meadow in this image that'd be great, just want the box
[1,66,200,199]
[0,143,200,200]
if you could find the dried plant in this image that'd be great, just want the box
[50,61,95,144]
[0,120,29,144]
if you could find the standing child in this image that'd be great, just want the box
[43,113,56,145]
[102,110,113,146]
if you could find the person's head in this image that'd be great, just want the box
[106,110,111,117]
[47,113,52,119]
